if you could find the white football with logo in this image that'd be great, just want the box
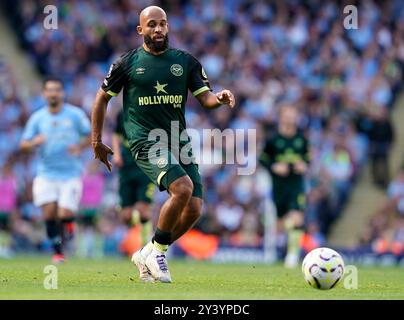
[302,247,345,290]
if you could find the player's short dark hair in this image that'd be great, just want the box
[43,76,64,88]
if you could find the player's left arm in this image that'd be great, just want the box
[294,135,310,174]
[187,54,235,109]
[261,136,290,176]
[68,136,91,155]
[195,89,235,109]
[68,109,92,155]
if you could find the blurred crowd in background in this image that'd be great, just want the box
[1,0,404,258]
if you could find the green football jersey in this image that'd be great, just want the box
[260,130,309,187]
[102,46,211,158]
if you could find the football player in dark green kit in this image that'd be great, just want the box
[260,104,309,268]
[112,110,154,247]
[91,6,235,283]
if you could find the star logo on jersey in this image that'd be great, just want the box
[154,81,168,94]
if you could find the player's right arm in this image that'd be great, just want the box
[19,113,46,152]
[20,135,46,152]
[91,53,129,171]
[260,136,289,177]
[111,111,124,167]
[91,89,114,171]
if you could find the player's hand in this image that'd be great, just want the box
[294,160,308,175]
[32,135,46,147]
[216,90,235,108]
[92,141,114,172]
[272,162,289,176]
[112,153,124,168]
[68,144,82,156]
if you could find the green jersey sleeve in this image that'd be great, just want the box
[259,137,275,169]
[101,51,131,97]
[187,54,211,97]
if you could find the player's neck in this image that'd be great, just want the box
[279,126,296,137]
[142,43,167,56]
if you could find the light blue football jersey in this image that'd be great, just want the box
[21,103,91,179]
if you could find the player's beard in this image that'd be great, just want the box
[144,34,169,53]
[48,98,61,108]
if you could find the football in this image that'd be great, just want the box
[302,247,345,290]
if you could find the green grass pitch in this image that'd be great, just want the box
[0,256,403,299]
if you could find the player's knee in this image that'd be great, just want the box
[136,202,151,221]
[170,176,193,201]
[121,207,133,224]
[287,210,304,228]
[41,203,58,220]
[177,183,193,201]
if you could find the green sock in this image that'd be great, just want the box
[287,229,303,256]
[131,209,140,225]
[0,231,10,248]
[140,221,152,246]
[153,240,169,253]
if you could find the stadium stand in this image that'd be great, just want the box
[0,0,403,260]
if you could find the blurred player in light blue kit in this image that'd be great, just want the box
[20,77,91,263]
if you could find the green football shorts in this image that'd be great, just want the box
[119,174,155,207]
[272,186,306,218]
[134,144,203,199]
